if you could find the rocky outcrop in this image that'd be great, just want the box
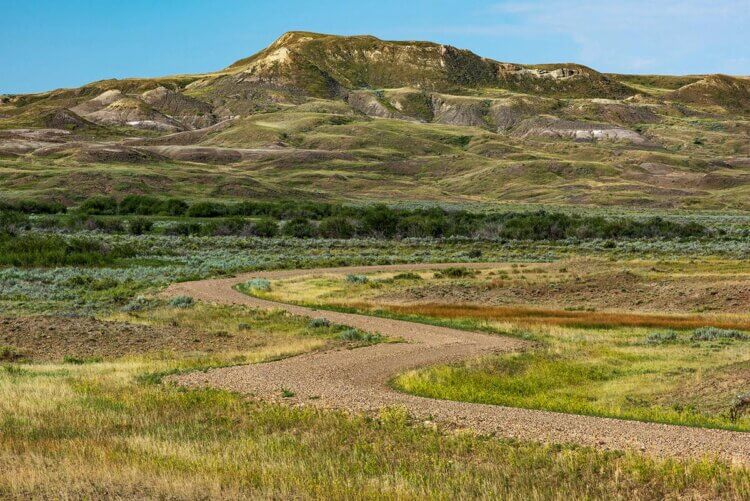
[226,31,632,99]
[430,95,488,127]
[346,91,409,119]
[348,91,558,131]
[70,92,184,132]
[68,87,219,131]
[84,97,184,131]
[40,109,96,130]
[141,86,217,129]
[70,89,123,115]
[513,116,648,144]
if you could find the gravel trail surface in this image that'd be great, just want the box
[166,263,750,465]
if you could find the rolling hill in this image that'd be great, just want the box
[1,31,749,209]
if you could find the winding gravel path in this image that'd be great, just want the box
[166,263,750,465]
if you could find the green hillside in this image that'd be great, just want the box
[1,32,749,210]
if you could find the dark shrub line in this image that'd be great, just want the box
[0,199,66,215]
[0,234,135,267]
[4,195,710,241]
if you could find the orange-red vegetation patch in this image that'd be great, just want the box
[349,302,750,331]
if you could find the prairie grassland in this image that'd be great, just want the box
[393,322,750,432]
[2,303,750,499]
[3,92,750,209]
[252,263,750,432]
[251,261,750,331]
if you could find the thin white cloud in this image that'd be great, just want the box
[437,0,750,74]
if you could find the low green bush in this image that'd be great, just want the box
[62,355,102,365]
[338,328,382,343]
[393,272,422,280]
[86,217,125,233]
[319,216,355,239]
[121,295,156,312]
[434,267,477,279]
[0,234,134,267]
[162,198,189,216]
[0,199,65,214]
[169,295,194,308]
[282,217,318,238]
[308,317,331,328]
[118,195,162,215]
[117,196,190,216]
[78,196,118,215]
[345,274,369,284]
[691,327,747,341]
[204,217,246,236]
[0,211,27,236]
[186,202,228,218]
[129,217,154,235]
[244,278,271,291]
[645,330,679,344]
[163,222,203,236]
[247,218,279,237]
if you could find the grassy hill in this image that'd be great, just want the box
[1,32,749,210]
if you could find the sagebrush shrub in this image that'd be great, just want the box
[691,327,746,341]
[339,328,382,343]
[245,278,271,291]
[434,267,476,279]
[645,330,679,344]
[169,295,194,308]
[308,317,331,328]
[393,272,422,280]
[345,274,369,284]
[121,295,154,312]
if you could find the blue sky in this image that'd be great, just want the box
[1,0,748,94]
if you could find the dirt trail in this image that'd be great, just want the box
[166,263,750,465]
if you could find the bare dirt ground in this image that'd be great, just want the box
[0,315,266,362]
[166,263,750,465]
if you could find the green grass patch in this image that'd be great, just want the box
[0,234,135,267]
[393,337,750,432]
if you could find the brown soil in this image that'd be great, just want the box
[165,263,750,465]
[0,315,262,362]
